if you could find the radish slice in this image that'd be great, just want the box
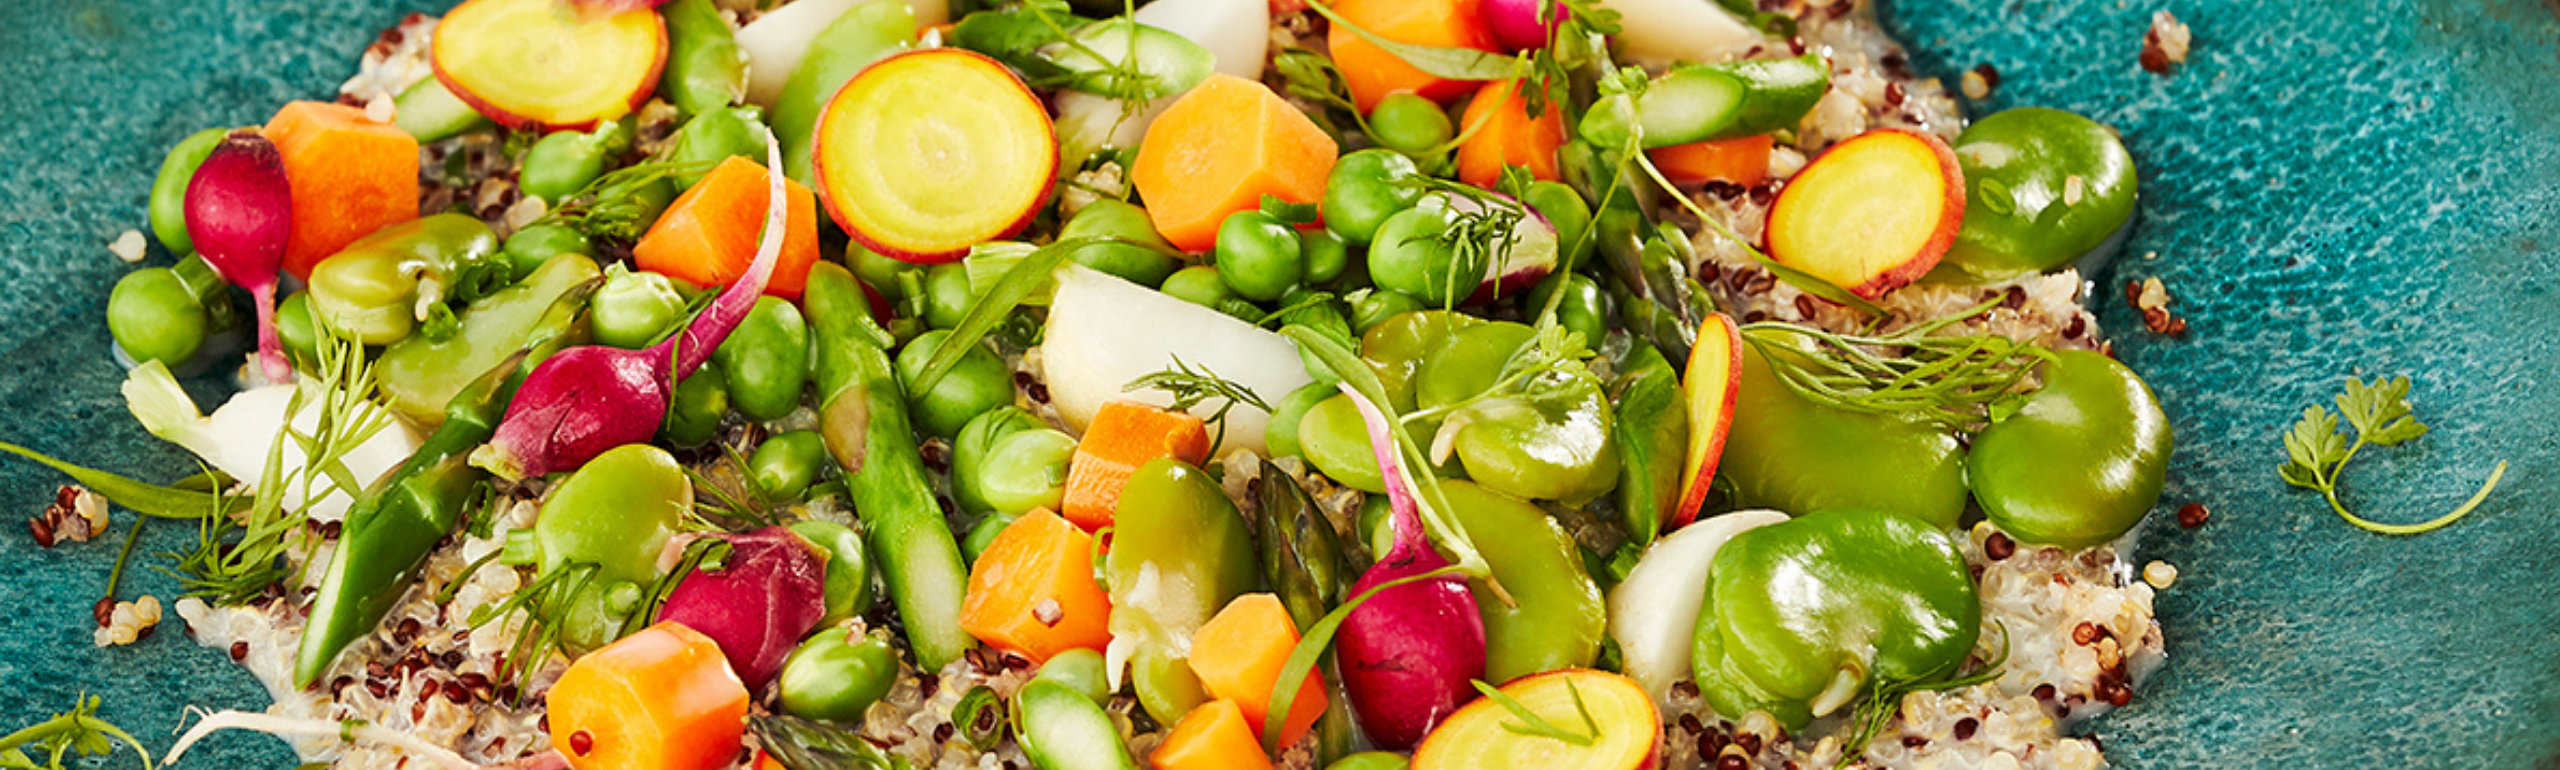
[814,49,1055,262]
[1042,265,1314,457]
[432,0,667,131]
[1607,508,1789,710]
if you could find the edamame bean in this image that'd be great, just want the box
[786,519,875,622]
[662,366,731,447]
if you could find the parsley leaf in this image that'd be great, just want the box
[2279,376,2507,535]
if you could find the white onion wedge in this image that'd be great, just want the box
[1607,508,1790,710]
[1042,264,1313,457]
[738,0,948,106]
[1596,0,1763,66]
[1133,0,1268,80]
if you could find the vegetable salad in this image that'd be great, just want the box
[10,0,2279,768]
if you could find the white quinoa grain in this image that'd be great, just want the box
[1962,69,1991,99]
[2144,560,2179,589]
[2064,174,2086,206]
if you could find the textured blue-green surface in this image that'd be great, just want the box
[2,0,2555,767]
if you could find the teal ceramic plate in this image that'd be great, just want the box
[2,0,2554,767]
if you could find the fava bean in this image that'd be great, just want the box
[519,121,633,204]
[1263,381,1336,460]
[893,329,1012,439]
[149,127,228,255]
[661,365,731,447]
[658,0,749,117]
[977,428,1075,517]
[1060,198,1184,288]
[108,268,209,368]
[750,430,831,500]
[1030,647,1113,706]
[776,627,900,723]
[953,406,1045,515]
[714,296,812,422]
[786,519,875,623]
[590,264,689,349]
[921,262,974,330]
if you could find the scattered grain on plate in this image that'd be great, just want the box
[30,485,107,547]
[364,92,397,125]
[1962,68,1992,99]
[2141,10,2192,74]
[108,230,147,262]
[2144,561,2179,589]
[94,595,163,647]
[2177,502,2210,528]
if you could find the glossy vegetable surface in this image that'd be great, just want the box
[1971,350,2172,546]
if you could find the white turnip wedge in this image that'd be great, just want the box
[1042,264,1314,457]
[1607,508,1790,710]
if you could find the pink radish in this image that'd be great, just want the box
[183,131,295,382]
[657,527,830,693]
[470,141,789,481]
[1482,0,1569,53]
[1332,385,1486,750]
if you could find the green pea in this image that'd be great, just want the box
[1346,289,1426,333]
[776,628,901,723]
[714,296,812,422]
[1356,493,1395,557]
[150,127,228,255]
[1264,381,1336,460]
[1061,199,1184,288]
[662,366,731,447]
[1160,265,1237,309]
[1368,201,1487,307]
[502,223,592,282]
[519,121,633,204]
[1524,273,1608,351]
[1322,149,1425,246]
[1519,180,1594,269]
[591,265,689,349]
[1214,210,1303,302]
[274,291,321,373]
[1300,228,1351,286]
[894,329,1013,439]
[1031,648,1113,706]
[1367,93,1455,158]
[786,520,875,623]
[961,511,1019,565]
[953,406,1045,515]
[750,430,831,500]
[921,262,974,330]
[107,268,208,368]
[1326,752,1410,770]
[978,428,1075,517]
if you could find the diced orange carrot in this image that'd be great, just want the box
[1151,699,1275,770]
[632,155,823,299]
[1454,79,1566,189]
[1188,594,1328,748]
[1648,134,1776,187]
[751,751,788,770]
[957,508,1114,663]
[260,101,419,280]
[1061,401,1212,530]
[1131,74,1339,252]
[546,622,749,770]
[1327,0,1500,112]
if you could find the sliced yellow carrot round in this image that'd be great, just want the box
[432,0,667,131]
[1765,127,1966,299]
[815,49,1056,263]
[1412,669,1659,770]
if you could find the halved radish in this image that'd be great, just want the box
[1765,128,1966,298]
[815,49,1055,263]
[432,0,667,131]
[1671,313,1742,529]
[1451,193,1559,305]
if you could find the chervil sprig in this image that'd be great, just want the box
[2279,376,2507,535]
